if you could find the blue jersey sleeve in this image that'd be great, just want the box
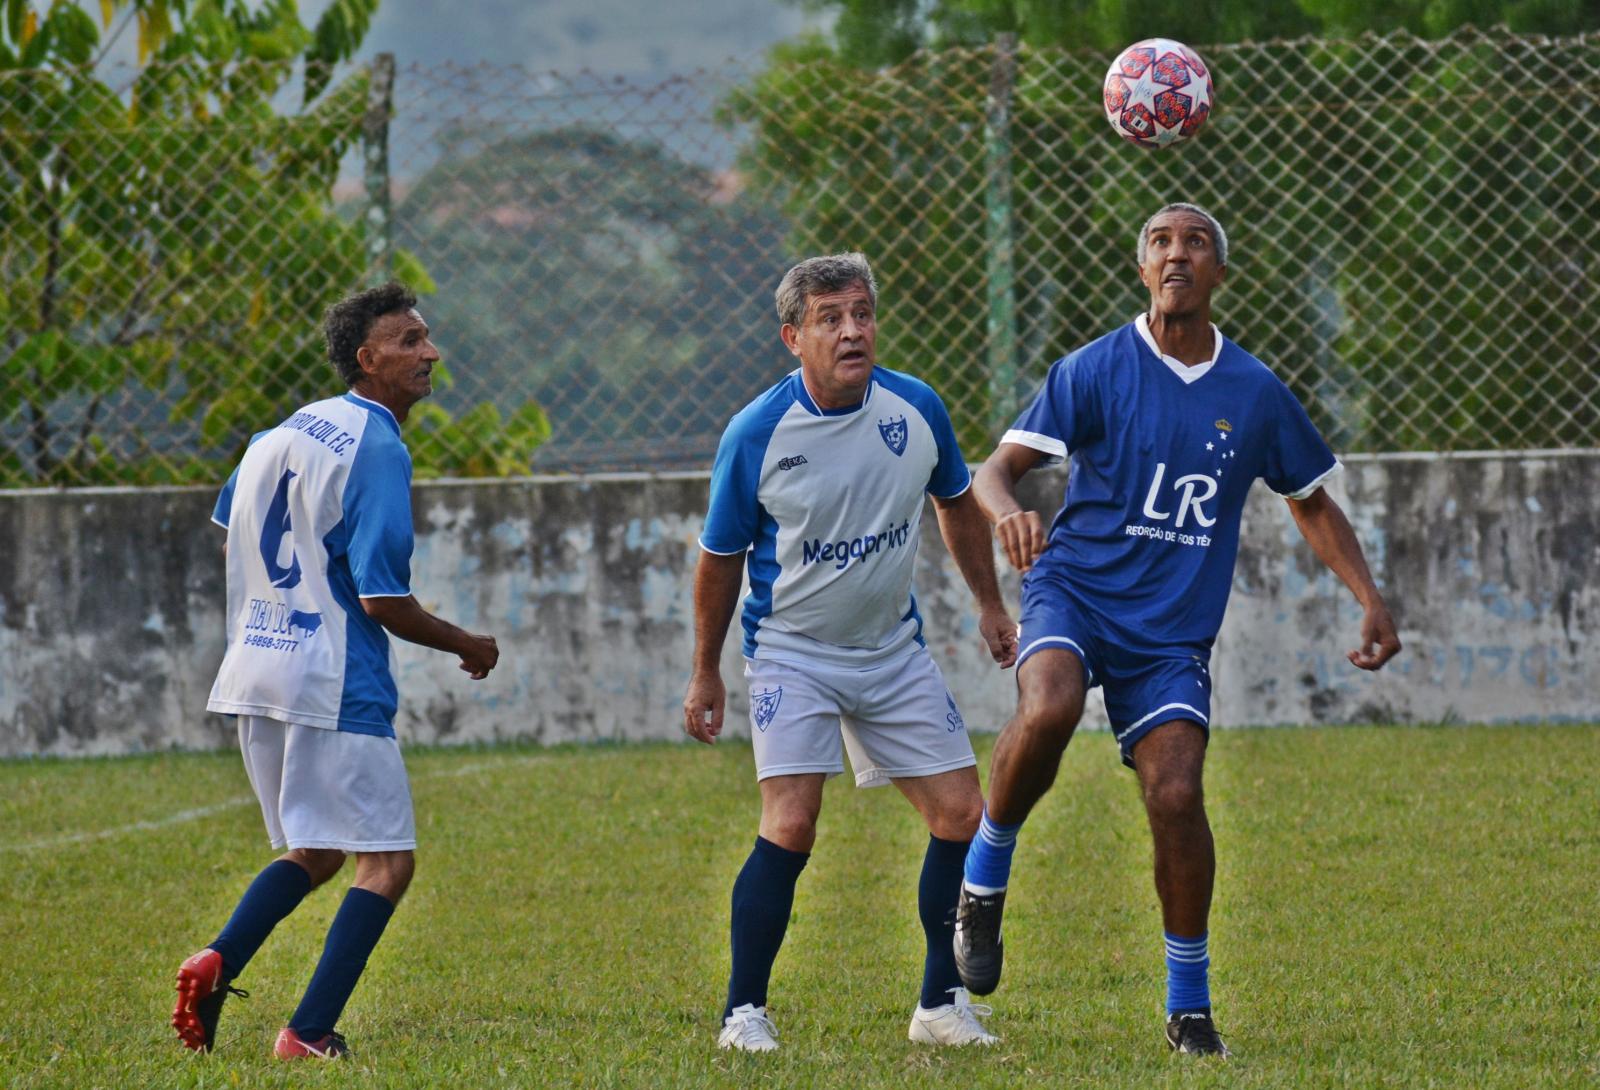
[1262,381,1340,498]
[212,466,240,529]
[212,430,272,528]
[1003,352,1102,465]
[920,388,971,498]
[344,435,414,597]
[700,415,767,555]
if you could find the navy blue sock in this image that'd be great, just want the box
[1164,931,1211,1014]
[918,834,970,1009]
[208,858,314,980]
[724,836,809,1020]
[289,888,396,1038]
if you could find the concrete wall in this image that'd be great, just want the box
[1,452,1594,757]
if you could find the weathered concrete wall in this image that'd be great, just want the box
[1,453,1595,757]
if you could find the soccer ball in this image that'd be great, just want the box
[1102,39,1214,148]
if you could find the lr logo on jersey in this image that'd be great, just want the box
[1141,462,1218,528]
[877,415,908,456]
[259,468,303,588]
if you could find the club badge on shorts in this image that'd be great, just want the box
[752,687,783,731]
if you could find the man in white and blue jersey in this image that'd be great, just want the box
[683,254,1019,1052]
[953,205,1401,1057]
[171,282,499,1060]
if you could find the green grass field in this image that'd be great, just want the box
[2,724,1597,1089]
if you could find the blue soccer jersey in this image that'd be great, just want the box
[701,366,971,666]
[1006,316,1339,647]
[206,392,414,736]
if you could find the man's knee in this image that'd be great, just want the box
[1013,674,1084,748]
[354,850,415,904]
[929,787,983,842]
[284,847,346,888]
[761,806,820,852]
[1142,772,1204,824]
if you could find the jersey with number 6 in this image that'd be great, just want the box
[1006,317,1339,647]
[206,392,413,736]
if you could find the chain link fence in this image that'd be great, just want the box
[2,27,1596,487]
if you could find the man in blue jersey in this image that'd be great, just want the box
[171,282,499,1060]
[953,205,1401,1057]
[683,253,1019,1052]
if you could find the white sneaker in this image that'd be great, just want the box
[719,1004,779,1052]
[909,987,999,1046]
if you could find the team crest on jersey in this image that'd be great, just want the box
[945,693,965,733]
[877,415,908,456]
[1214,418,1233,433]
[752,687,783,731]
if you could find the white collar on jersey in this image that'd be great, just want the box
[1134,313,1222,384]
[344,390,401,428]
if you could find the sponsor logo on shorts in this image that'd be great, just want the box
[945,693,965,733]
[777,454,808,471]
[752,686,783,731]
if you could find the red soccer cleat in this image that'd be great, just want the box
[274,1027,351,1059]
[172,948,247,1052]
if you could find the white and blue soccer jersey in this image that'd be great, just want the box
[206,392,414,737]
[1008,316,1340,648]
[701,367,971,666]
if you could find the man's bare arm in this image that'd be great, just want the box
[1285,487,1401,671]
[973,443,1049,572]
[932,489,1017,667]
[361,595,499,679]
[683,549,745,743]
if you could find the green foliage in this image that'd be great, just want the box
[0,0,547,486]
[799,0,1600,67]
[732,21,1600,453]
[393,125,790,469]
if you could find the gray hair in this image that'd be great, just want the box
[774,252,878,328]
[1136,202,1229,267]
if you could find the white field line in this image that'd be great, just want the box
[0,752,574,854]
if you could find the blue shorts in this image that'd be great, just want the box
[1017,573,1212,769]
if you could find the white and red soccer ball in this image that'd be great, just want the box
[1102,38,1214,148]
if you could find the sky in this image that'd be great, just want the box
[310,0,828,74]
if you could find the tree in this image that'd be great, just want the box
[728,4,1600,453]
[794,0,1598,67]
[0,0,546,485]
[395,126,789,471]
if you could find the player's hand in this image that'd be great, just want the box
[458,634,499,679]
[995,509,1046,572]
[978,605,1019,669]
[683,670,725,744]
[1348,602,1401,671]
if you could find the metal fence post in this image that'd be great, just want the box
[985,33,1019,437]
[363,53,396,286]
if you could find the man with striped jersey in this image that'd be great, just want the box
[953,205,1401,1057]
[683,253,1018,1052]
[171,282,499,1060]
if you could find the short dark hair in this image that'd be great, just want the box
[323,281,418,386]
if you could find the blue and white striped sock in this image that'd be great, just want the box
[962,810,1021,894]
[1164,931,1211,1014]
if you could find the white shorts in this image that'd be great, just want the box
[237,715,416,853]
[744,648,977,788]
